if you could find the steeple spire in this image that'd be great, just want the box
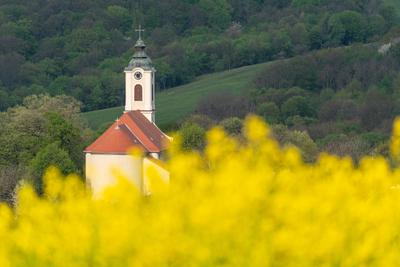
[134,24,146,49]
[126,24,153,71]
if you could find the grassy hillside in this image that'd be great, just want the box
[82,62,268,129]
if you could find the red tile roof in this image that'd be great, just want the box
[84,111,169,154]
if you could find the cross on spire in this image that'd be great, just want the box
[135,25,145,40]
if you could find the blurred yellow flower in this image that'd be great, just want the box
[1,115,400,266]
[391,117,400,159]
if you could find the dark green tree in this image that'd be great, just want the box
[256,102,280,124]
[29,142,77,193]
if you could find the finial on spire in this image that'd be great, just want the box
[135,25,145,40]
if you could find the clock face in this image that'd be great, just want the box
[134,71,142,80]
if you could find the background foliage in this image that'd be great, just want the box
[0,0,398,111]
[0,95,93,203]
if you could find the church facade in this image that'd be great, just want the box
[84,32,170,195]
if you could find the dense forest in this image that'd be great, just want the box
[0,0,398,111]
[186,43,400,162]
[1,0,400,202]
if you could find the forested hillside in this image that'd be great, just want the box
[0,0,398,112]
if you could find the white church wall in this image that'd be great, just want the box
[125,71,133,110]
[85,153,143,195]
[143,157,170,195]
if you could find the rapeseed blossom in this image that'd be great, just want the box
[1,116,400,266]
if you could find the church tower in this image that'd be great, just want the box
[124,26,156,123]
[84,25,170,195]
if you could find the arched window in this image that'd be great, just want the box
[134,85,143,101]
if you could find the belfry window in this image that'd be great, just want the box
[134,85,143,101]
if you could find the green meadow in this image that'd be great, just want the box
[81,62,269,129]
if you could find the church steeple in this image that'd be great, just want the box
[124,25,156,122]
[126,26,154,71]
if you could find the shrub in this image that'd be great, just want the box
[179,122,206,151]
[219,117,243,136]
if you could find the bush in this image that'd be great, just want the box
[219,117,243,135]
[179,123,206,151]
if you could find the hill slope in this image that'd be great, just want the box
[82,62,268,129]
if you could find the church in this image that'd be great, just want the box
[84,29,170,195]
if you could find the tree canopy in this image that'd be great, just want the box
[0,0,397,112]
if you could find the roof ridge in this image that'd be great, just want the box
[152,121,171,140]
[125,112,159,152]
[118,124,144,148]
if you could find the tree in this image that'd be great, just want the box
[29,142,77,192]
[0,94,92,200]
[328,11,365,45]
[318,99,358,122]
[281,96,316,118]
[106,5,132,34]
[0,164,26,205]
[366,15,386,39]
[199,0,232,31]
[0,0,396,112]
[308,26,323,50]
[0,88,12,111]
[256,102,280,124]
[360,90,394,131]
[196,92,253,121]
[0,52,25,87]
[272,30,293,57]
[45,112,84,166]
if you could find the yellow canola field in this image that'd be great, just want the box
[2,116,400,266]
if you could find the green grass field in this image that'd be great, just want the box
[82,62,269,129]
